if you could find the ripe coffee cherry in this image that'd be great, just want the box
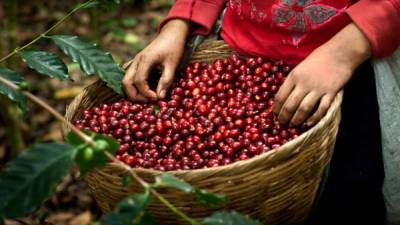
[124,155,136,166]
[197,104,209,116]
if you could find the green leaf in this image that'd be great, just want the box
[202,211,263,225]
[194,189,226,208]
[122,175,133,187]
[35,210,49,223]
[153,173,226,208]
[20,50,70,80]
[100,191,153,225]
[137,214,155,225]
[121,18,138,27]
[67,132,118,175]
[50,35,124,94]
[0,68,28,112]
[98,0,121,11]
[0,68,24,84]
[153,105,160,114]
[0,143,77,218]
[153,173,194,193]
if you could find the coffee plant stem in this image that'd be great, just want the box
[0,76,94,145]
[0,0,96,64]
[0,75,201,225]
[102,151,201,225]
[150,190,202,225]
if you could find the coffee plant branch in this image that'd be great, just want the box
[0,0,96,64]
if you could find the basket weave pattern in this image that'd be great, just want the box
[64,40,342,225]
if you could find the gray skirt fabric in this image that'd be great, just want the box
[374,49,400,225]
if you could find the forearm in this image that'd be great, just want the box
[159,0,226,36]
[159,19,191,42]
[320,23,372,73]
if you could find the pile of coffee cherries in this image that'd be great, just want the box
[73,55,307,171]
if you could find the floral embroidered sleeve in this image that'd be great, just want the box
[159,0,226,35]
[347,0,400,58]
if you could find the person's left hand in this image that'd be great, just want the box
[272,46,352,127]
[273,23,372,127]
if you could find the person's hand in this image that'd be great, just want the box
[273,23,372,127]
[122,19,190,101]
[272,47,352,127]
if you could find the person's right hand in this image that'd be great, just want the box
[122,19,190,101]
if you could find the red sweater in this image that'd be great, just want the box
[161,0,400,65]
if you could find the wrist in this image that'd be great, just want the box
[323,23,371,72]
[160,19,191,41]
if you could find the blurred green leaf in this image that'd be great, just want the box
[202,211,263,225]
[110,31,145,51]
[123,33,143,48]
[121,18,138,27]
[111,28,126,41]
[100,0,121,11]
[67,132,119,175]
[0,68,24,84]
[105,20,118,30]
[153,105,160,114]
[194,189,226,208]
[131,42,145,51]
[153,173,226,208]
[20,50,70,80]
[151,16,162,29]
[0,68,28,112]
[153,173,194,192]
[66,63,81,72]
[0,143,77,218]
[100,190,153,225]
[50,35,124,94]
[122,175,133,187]
[36,210,49,223]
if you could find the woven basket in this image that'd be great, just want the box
[64,40,343,225]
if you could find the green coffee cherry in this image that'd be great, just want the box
[94,139,110,152]
[82,147,94,161]
[18,81,30,90]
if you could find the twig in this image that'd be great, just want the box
[0,76,94,145]
[0,0,96,64]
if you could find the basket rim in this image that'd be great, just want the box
[99,91,343,176]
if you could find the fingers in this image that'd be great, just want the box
[290,92,320,126]
[134,55,158,100]
[273,77,295,115]
[122,58,147,101]
[306,94,334,126]
[277,87,308,124]
[156,62,176,99]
